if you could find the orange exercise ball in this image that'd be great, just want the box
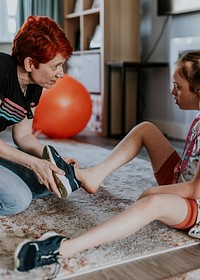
[33,75,92,138]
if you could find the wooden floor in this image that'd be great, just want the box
[71,130,200,280]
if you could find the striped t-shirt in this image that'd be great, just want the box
[0,52,42,132]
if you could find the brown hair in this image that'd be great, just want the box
[12,16,73,68]
[176,50,200,93]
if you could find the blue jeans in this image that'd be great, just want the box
[0,158,50,216]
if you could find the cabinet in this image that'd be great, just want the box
[63,0,140,135]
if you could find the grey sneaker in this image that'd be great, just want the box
[14,231,66,272]
[42,145,81,197]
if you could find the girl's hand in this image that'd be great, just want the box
[138,187,155,200]
[64,157,80,168]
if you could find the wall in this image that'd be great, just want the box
[0,43,12,54]
[140,0,200,140]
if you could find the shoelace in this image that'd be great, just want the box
[189,222,200,238]
[51,255,63,279]
[37,253,62,279]
[193,222,200,234]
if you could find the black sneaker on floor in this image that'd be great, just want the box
[42,145,81,198]
[14,231,66,272]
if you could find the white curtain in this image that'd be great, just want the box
[0,0,63,42]
[0,0,19,42]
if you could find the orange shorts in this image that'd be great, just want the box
[154,151,198,230]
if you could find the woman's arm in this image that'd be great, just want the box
[12,108,43,158]
[0,114,64,198]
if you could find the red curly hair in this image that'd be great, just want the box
[12,16,73,68]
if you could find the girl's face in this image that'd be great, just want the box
[171,64,200,110]
[29,54,66,89]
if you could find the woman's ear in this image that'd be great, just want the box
[24,57,33,72]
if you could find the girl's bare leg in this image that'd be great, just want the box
[75,122,175,193]
[60,194,188,259]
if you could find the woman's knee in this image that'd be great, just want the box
[0,165,33,215]
[0,187,32,216]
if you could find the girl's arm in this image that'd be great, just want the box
[140,162,200,200]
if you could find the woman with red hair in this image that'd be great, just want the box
[0,16,73,215]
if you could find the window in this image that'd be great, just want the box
[0,0,19,42]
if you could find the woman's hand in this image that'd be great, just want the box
[31,158,65,198]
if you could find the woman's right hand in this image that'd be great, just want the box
[31,158,65,198]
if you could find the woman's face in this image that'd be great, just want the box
[171,64,200,110]
[29,54,66,89]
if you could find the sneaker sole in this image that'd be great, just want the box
[14,231,59,272]
[43,146,72,197]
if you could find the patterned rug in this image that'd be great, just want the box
[0,139,199,280]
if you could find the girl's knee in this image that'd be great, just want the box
[139,121,158,132]
[144,194,181,224]
[144,194,164,214]
[129,121,159,136]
